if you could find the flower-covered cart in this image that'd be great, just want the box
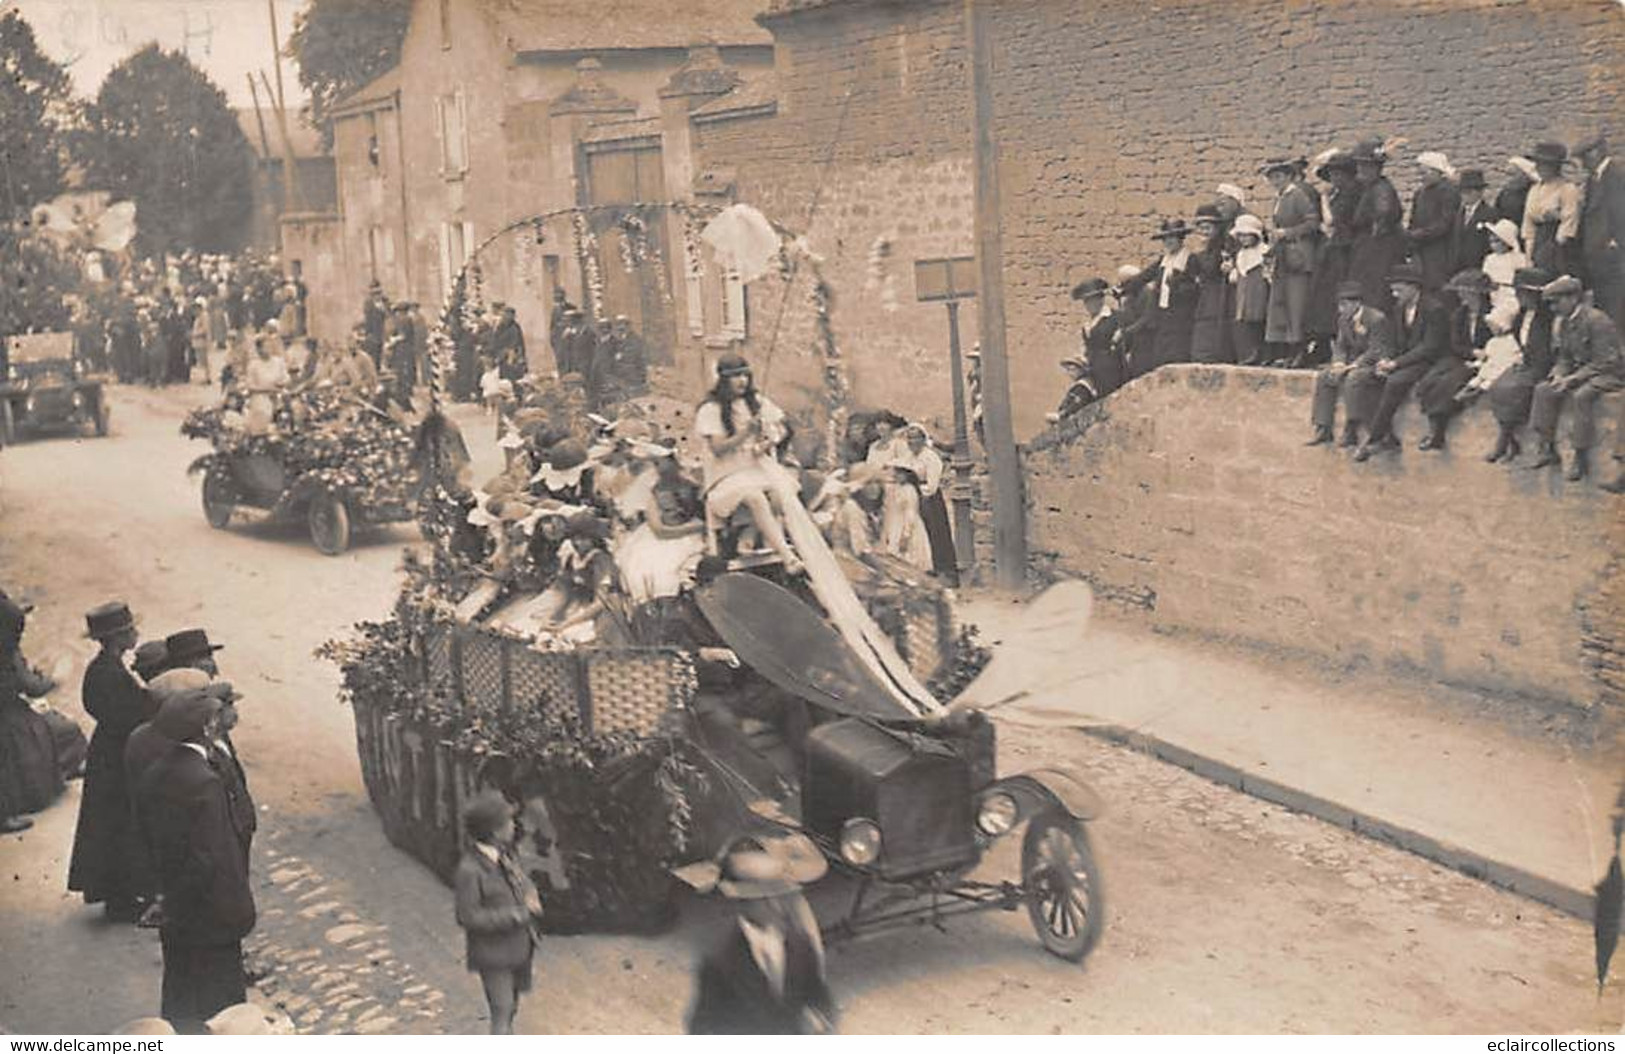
[183,392,431,555]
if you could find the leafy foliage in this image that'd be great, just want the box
[77,45,253,254]
[0,228,78,335]
[286,0,413,149]
[0,11,73,218]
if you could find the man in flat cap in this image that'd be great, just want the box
[1575,134,1625,330]
[1308,281,1392,448]
[136,688,256,1033]
[1353,262,1453,461]
[1527,275,1625,480]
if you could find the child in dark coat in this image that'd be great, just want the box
[454,791,543,1035]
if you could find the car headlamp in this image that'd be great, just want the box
[976,791,1018,837]
[24,393,37,415]
[839,818,882,867]
[72,390,86,409]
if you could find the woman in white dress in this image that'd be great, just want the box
[1479,219,1528,334]
[242,336,289,435]
[692,354,802,574]
[615,458,706,606]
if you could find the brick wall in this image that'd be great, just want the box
[1024,366,1625,714]
[989,0,1625,436]
[687,0,977,438]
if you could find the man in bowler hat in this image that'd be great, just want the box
[1352,262,1453,461]
[136,689,256,1033]
[1307,281,1392,448]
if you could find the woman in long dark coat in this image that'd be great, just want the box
[0,595,65,832]
[1307,153,1362,357]
[67,602,158,919]
[1348,140,1406,314]
[1188,205,1234,364]
[1130,219,1199,371]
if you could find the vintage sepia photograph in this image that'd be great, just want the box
[0,0,1622,1038]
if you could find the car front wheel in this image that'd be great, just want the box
[1021,811,1105,963]
[308,492,351,556]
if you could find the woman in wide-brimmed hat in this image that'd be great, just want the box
[1189,204,1235,364]
[67,601,158,918]
[1261,155,1323,363]
[1121,218,1199,371]
[1307,150,1362,354]
[0,594,66,835]
[1519,141,1580,275]
[1347,138,1407,312]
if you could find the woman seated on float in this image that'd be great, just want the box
[616,454,706,607]
[692,353,803,575]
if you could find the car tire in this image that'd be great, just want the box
[202,469,234,529]
[1021,811,1105,963]
[308,492,351,556]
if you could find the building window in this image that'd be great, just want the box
[720,268,747,341]
[366,111,380,167]
[439,0,452,48]
[436,90,468,177]
[440,220,475,296]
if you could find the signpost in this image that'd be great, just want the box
[914,256,979,578]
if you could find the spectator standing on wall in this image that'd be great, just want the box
[1497,157,1537,228]
[1229,215,1271,367]
[1264,157,1322,365]
[1126,219,1197,372]
[1306,151,1361,364]
[1347,139,1406,314]
[1453,168,1496,274]
[1071,277,1126,399]
[1352,262,1451,462]
[1406,152,1462,293]
[1112,265,1155,379]
[1307,280,1391,448]
[1521,141,1581,277]
[1484,267,1556,464]
[1188,205,1234,364]
[1574,134,1625,330]
[1480,220,1529,334]
[1526,275,1625,482]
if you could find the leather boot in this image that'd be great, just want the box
[1485,428,1511,463]
[1600,469,1625,494]
[1528,441,1561,469]
[1418,421,1447,451]
[1339,423,1361,448]
[1306,426,1333,446]
[1566,448,1590,482]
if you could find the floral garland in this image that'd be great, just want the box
[571,210,605,321]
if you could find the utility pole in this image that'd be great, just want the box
[964,0,1027,589]
[245,74,273,159]
[266,0,288,114]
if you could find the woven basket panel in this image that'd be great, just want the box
[508,645,580,723]
[460,631,504,711]
[583,650,696,736]
[425,627,453,688]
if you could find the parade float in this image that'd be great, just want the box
[325,202,1106,959]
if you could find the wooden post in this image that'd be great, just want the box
[245,74,273,159]
[964,0,1027,590]
[944,299,976,575]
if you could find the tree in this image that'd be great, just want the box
[0,10,74,218]
[77,45,253,255]
[287,0,413,149]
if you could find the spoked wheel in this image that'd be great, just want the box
[202,470,234,528]
[308,492,351,556]
[1021,811,1105,962]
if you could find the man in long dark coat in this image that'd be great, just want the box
[490,305,528,383]
[67,601,157,920]
[137,691,256,1034]
[161,629,255,861]
[1407,152,1462,292]
[1453,169,1497,275]
[1576,134,1625,330]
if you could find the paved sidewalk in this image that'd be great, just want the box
[957,582,1625,923]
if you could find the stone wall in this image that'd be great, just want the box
[988,0,1625,436]
[687,0,976,435]
[1024,366,1625,713]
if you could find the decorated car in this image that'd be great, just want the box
[182,388,465,555]
[0,332,110,443]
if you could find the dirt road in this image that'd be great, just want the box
[0,385,1614,1034]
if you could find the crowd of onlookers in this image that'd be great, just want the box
[1051,133,1624,486]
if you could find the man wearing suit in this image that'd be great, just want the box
[1407,152,1463,292]
[1307,281,1392,448]
[1353,263,1453,461]
[687,842,835,1035]
[1527,275,1625,481]
[161,629,255,862]
[1576,134,1625,330]
[136,690,256,1033]
[1453,169,1497,274]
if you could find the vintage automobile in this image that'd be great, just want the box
[0,332,110,444]
[348,557,1106,962]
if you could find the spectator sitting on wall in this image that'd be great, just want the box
[1526,274,1625,482]
[1049,355,1096,424]
[1307,280,1391,449]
